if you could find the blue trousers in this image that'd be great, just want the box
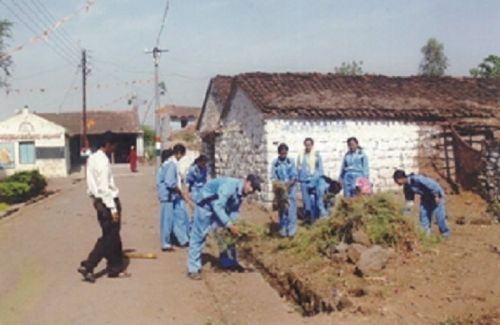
[342,172,363,198]
[160,199,190,249]
[419,200,450,236]
[301,180,328,224]
[187,205,214,273]
[279,186,297,237]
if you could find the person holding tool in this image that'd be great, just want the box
[187,174,262,280]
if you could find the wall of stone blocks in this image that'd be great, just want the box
[214,88,268,182]
[479,139,500,203]
[261,119,440,201]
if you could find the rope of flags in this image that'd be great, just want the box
[3,78,154,96]
[1,0,96,58]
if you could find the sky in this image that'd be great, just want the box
[0,0,499,125]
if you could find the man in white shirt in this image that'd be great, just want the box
[78,131,129,283]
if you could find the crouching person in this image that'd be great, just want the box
[393,170,450,238]
[187,174,262,280]
[316,176,343,216]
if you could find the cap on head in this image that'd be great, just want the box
[246,174,262,192]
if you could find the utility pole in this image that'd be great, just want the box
[145,46,169,167]
[81,49,89,152]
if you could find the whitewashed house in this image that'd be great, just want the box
[198,73,499,201]
[0,108,70,178]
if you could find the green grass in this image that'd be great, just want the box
[241,193,424,264]
[0,202,9,212]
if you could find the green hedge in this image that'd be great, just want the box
[0,171,47,204]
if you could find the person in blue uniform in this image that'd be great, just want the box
[156,144,191,251]
[393,170,450,237]
[187,174,262,280]
[297,138,325,223]
[186,155,209,203]
[271,143,298,237]
[339,137,369,198]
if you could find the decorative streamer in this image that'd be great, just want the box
[1,0,96,58]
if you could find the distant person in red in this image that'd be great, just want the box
[129,145,138,172]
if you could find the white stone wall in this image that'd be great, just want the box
[262,118,439,201]
[198,85,224,133]
[0,109,69,178]
[215,88,267,180]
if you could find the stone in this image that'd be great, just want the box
[336,296,353,311]
[355,245,393,277]
[334,242,349,254]
[347,243,368,264]
[352,229,371,246]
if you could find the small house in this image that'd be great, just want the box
[0,108,70,178]
[197,73,499,201]
[39,110,143,166]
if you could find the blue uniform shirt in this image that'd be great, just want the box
[186,164,209,191]
[340,149,369,179]
[197,177,245,227]
[407,174,445,202]
[271,157,297,183]
[298,151,324,182]
[156,159,180,202]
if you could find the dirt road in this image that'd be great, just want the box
[0,165,326,325]
[1,165,499,325]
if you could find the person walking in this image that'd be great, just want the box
[339,137,369,198]
[297,138,325,223]
[129,145,138,172]
[187,174,262,280]
[271,143,298,237]
[78,131,130,283]
[393,170,451,237]
[156,144,191,251]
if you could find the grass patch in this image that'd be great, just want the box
[241,193,423,263]
[0,202,9,212]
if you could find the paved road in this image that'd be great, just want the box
[0,165,325,325]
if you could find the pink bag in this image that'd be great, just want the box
[355,177,372,195]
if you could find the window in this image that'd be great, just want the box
[19,142,36,164]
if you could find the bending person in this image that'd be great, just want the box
[393,170,450,238]
[187,174,262,280]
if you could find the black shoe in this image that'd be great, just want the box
[77,266,96,283]
[108,271,131,279]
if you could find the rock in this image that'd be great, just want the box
[352,229,371,246]
[334,242,349,254]
[336,296,353,311]
[347,243,367,264]
[355,245,393,277]
[455,216,466,225]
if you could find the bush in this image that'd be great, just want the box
[0,181,31,204]
[0,170,47,204]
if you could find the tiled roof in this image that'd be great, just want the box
[231,73,500,121]
[162,105,200,119]
[197,75,233,131]
[38,110,141,135]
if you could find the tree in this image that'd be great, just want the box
[334,60,364,76]
[419,38,448,77]
[0,20,13,88]
[470,55,500,78]
[141,125,155,147]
